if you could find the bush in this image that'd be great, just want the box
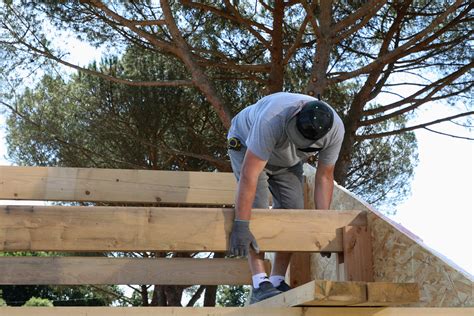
[22,297,54,307]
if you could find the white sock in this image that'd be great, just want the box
[252,273,268,288]
[270,275,285,287]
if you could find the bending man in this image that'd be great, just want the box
[227,92,345,304]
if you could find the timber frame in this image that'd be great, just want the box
[0,166,471,315]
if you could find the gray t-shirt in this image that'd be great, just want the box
[228,92,345,167]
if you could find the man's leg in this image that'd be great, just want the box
[267,162,304,290]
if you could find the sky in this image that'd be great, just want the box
[0,38,472,277]
[392,126,473,276]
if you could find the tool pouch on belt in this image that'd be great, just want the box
[227,137,242,151]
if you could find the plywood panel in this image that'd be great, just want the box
[0,206,367,252]
[310,178,474,307]
[0,166,236,205]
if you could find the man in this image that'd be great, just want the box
[227,92,345,304]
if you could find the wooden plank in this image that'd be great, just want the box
[0,206,367,252]
[289,253,312,288]
[1,308,474,316]
[252,280,367,307]
[342,226,374,282]
[0,166,236,205]
[359,282,420,306]
[0,257,270,285]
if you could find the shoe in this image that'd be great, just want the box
[276,280,291,292]
[249,281,282,304]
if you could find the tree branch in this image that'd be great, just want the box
[159,0,232,128]
[423,126,474,140]
[90,285,135,306]
[330,0,465,83]
[333,0,387,43]
[301,0,322,38]
[17,42,193,87]
[222,0,272,49]
[333,0,387,34]
[85,0,177,53]
[0,2,189,87]
[361,61,474,122]
[132,19,166,26]
[186,285,205,307]
[357,111,474,140]
[182,0,272,46]
[284,14,310,64]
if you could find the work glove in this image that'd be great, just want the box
[229,219,260,257]
[320,252,332,258]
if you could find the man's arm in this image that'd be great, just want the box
[314,162,335,209]
[235,149,267,220]
[228,149,267,257]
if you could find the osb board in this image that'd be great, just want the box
[302,164,473,307]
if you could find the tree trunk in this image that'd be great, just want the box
[152,285,166,306]
[305,1,332,98]
[140,285,149,306]
[163,285,184,306]
[203,286,218,307]
[202,252,226,306]
[267,0,285,94]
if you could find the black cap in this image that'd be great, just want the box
[296,100,334,141]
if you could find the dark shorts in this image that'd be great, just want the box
[228,147,304,209]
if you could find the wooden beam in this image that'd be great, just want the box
[1,308,473,316]
[289,253,312,288]
[0,257,270,285]
[0,166,236,205]
[0,206,367,252]
[360,282,420,306]
[289,177,316,287]
[342,226,374,282]
[252,280,420,307]
[252,280,367,307]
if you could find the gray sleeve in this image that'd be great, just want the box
[318,122,345,165]
[245,118,280,161]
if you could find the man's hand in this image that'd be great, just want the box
[229,219,260,257]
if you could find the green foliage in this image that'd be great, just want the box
[216,285,249,307]
[129,289,147,307]
[0,285,121,307]
[22,297,53,307]
[0,290,6,306]
[324,83,418,207]
[348,126,418,209]
[5,45,262,171]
